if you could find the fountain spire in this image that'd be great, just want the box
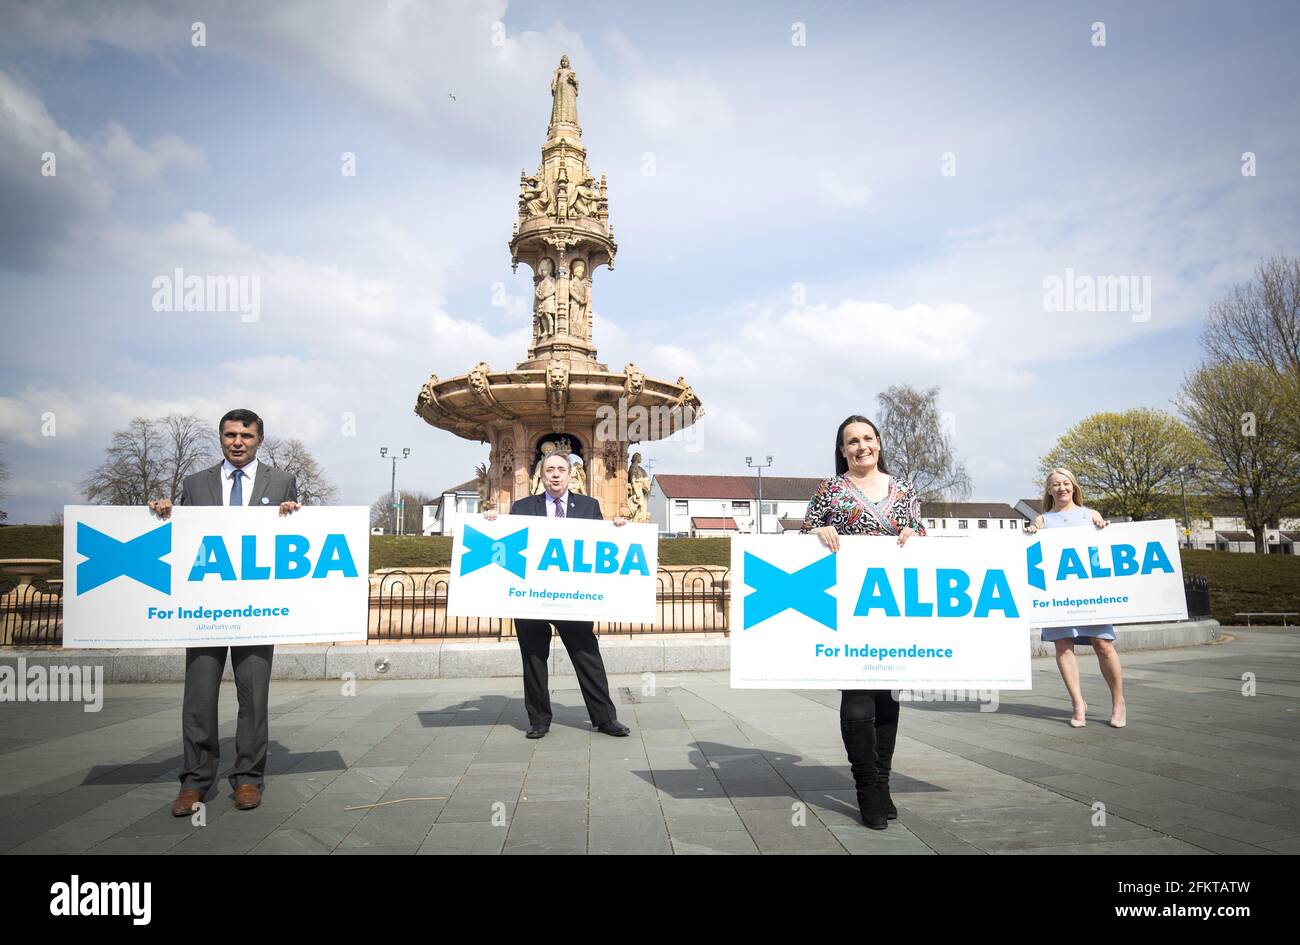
[416,56,701,519]
[511,54,614,368]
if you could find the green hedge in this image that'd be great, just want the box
[6,525,1296,624]
[0,525,63,560]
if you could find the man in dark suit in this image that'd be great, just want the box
[485,451,631,739]
[148,408,300,815]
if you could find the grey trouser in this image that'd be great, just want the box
[179,645,274,793]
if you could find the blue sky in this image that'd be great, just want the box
[2,0,1298,523]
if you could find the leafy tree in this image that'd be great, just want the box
[1039,408,1207,519]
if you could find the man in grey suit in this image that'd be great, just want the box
[484,451,631,740]
[149,408,300,815]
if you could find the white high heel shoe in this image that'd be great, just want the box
[1069,704,1087,728]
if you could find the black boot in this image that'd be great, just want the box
[840,719,887,829]
[874,722,898,820]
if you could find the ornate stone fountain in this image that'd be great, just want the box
[415,55,702,518]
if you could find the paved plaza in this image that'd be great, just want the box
[1,629,1296,855]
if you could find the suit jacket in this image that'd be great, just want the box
[510,491,603,520]
[177,462,299,508]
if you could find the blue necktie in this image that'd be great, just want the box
[554,496,565,518]
[229,468,244,506]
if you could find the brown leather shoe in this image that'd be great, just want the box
[171,789,203,817]
[233,784,263,810]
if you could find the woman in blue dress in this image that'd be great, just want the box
[1025,468,1127,729]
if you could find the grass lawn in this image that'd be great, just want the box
[1179,550,1300,626]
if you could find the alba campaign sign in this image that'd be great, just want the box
[448,515,658,623]
[731,520,1186,689]
[62,505,370,648]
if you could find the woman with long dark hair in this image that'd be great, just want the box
[800,414,926,830]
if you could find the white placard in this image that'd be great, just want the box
[448,514,658,623]
[731,533,1032,690]
[1026,519,1187,627]
[730,520,1188,689]
[62,505,370,648]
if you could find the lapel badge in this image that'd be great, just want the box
[261,497,270,505]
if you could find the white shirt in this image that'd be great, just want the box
[221,458,260,506]
[543,490,570,517]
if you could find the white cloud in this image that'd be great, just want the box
[0,69,110,267]
[0,69,208,268]
[817,170,872,208]
[628,73,734,135]
[97,122,206,184]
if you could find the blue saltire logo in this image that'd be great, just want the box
[77,522,172,594]
[460,525,529,578]
[1026,541,1045,590]
[743,552,837,630]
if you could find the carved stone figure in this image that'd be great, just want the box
[570,457,587,495]
[469,362,491,396]
[568,258,590,339]
[534,258,557,338]
[601,441,623,474]
[523,176,552,218]
[530,440,558,494]
[418,374,439,408]
[572,175,600,217]
[500,436,514,478]
[623,364,644,398]
[549,55,580,134]
[548,361,569,391]
[627,451,651,523]
[675,378,702,410]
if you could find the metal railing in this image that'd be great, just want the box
[1184,574,1211,619]
[0,579,64,646]
[369,571,509,641]
[369,567,732,640]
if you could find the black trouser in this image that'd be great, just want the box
[840,689,900,725]
[179,645,274,794]
[514,619,617,727]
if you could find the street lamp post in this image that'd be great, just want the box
[1178,463,1196,549]
[746,455,773,535]
[380,447,411,535]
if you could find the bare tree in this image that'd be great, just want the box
[1179,361,1300,552]
[82,417,167,505]
[82,414,218,505]
[258,436,338,506]
[369,490,436,534]
[874,384,973,501]
[1202,255,1300,450]
[161,413,218,502]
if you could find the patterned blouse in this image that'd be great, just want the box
[799,475,927,537]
